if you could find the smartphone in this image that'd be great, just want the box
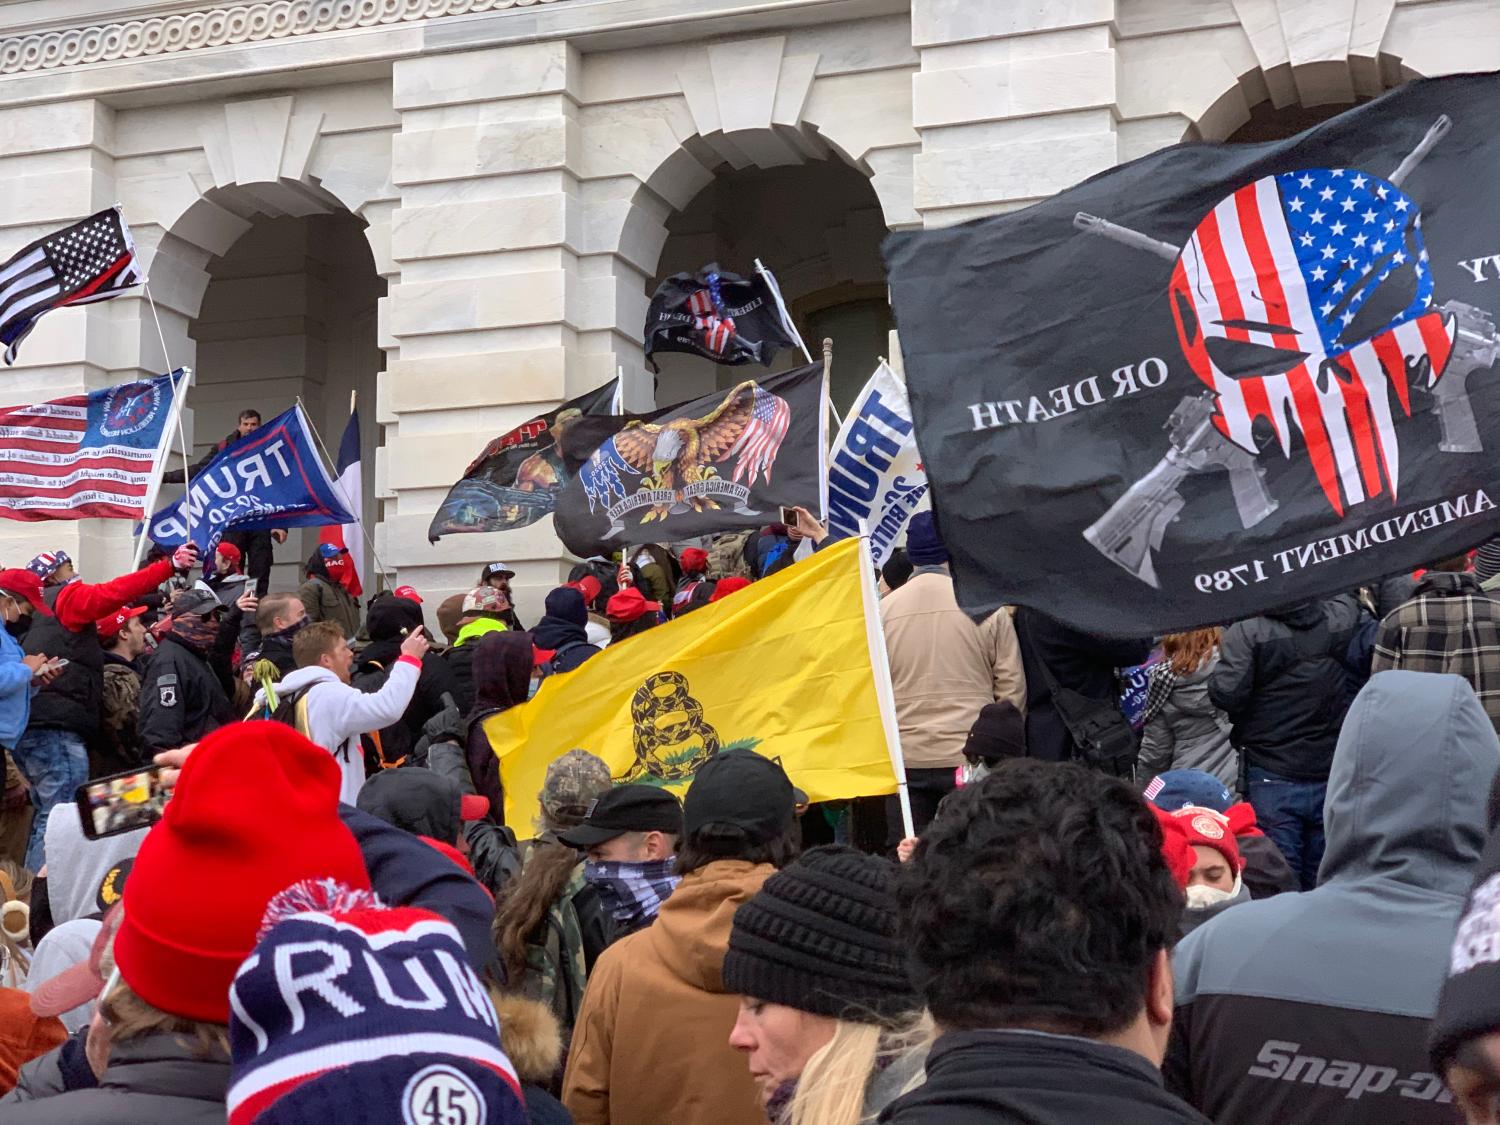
[40,658,69,673]
[76,765,169,839]
[780,506,800,526]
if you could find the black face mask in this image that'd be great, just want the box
[6,615,29,639]
[28,874,52,947]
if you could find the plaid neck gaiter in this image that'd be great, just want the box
[583,857,681,936]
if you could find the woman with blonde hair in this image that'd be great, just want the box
[1139,627,1238,792]
[725,845,931,1125]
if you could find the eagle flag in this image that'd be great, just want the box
[553,362,825,557]
[644,264,797,372]
[886,72,1500,637]
[148,404,354,556]
[485,536,901,838]
[427,380,617,541]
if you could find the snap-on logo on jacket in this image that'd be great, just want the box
[1247,1040,1452,1103]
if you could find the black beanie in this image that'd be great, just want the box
[1431,827,1500,1071]
[964,701,1026,764]
[722,845,918,1024]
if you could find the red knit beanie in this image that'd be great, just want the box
[112,722,370,1023]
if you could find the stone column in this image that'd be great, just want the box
[386,40,592,622]
[910,0,1121,227]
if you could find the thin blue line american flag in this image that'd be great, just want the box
[730,386,791,485]
[0,207,144,365]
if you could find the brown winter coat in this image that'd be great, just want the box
[880,571,1027,768]
[561,859,773,1125]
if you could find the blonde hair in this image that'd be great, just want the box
[1162,628,1221,676]
[784,1013,934,1125]
[98,977,229,1058]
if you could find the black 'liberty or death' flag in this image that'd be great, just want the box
[886,72,1500,637]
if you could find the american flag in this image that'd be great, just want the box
[0,207,144,365]
[0,373,179,521]
[1169,167,1454,516]
[730,385,791,486]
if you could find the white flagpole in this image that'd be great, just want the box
[819,338,833,522]
[754,258,813,365]
[133,366,192,568]
[295,396,395,587]
[857,526,913,838]
[143,284,197,549]
[612,366,625,414]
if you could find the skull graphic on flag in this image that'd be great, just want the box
[1168,165,1454,517]
[1072,114,1500,587]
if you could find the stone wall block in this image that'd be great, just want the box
[393,41,577,110]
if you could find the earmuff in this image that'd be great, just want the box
[0,869,29,944]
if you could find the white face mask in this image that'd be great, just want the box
[1185,872,1242,910]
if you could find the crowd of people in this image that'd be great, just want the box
[4,433,1500,1122]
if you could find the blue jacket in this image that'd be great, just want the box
[0,626,34,748]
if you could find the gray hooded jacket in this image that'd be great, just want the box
[1164,671,1498,1123]
[1139,653,1237,790]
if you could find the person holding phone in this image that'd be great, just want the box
[0,575,58,855]
[9,546,199,871]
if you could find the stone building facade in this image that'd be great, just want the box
[0,0,1492,618]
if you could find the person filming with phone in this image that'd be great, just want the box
[2,546,197,871]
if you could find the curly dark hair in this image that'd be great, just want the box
[897,760,1181,1037]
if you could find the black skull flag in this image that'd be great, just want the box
[644,265,798,373]
[885,72,1500,637]
[553,362,824,557]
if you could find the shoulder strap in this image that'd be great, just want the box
[1018,610,1065,699]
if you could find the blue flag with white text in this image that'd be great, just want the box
[148,404,353,553]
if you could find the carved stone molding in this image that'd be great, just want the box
[0,0,568,74]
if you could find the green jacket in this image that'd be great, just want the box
[297,575,360,639]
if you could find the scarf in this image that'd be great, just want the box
[171,614,219,650]
[583,858,680,936]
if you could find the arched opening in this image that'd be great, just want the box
[1225,97,1373,144]
[169,206,385,592]
[649,155,889,413]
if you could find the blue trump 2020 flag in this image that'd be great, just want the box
[148,403,353,553]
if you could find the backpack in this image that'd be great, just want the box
[707,530,753,579]
[519,862,591,1033]
[351,659,414,770]
[537,640,591,682]
[248,684,313,740]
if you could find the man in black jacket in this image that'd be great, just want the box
[238,591,307,676]
[882,760,1207,1125]
[136,589,236,753]
[1208,594,1363,890]
[1013,606,1153,764]
[354,592,457,766]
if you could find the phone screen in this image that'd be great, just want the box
[76,766,168,839]
[780,506,800,526]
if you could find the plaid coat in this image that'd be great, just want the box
[1371,571,1500,728]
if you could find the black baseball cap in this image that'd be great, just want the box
[683,748,795,844]
[558,784,684,848]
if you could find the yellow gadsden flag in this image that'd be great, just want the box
[486,536,901,835]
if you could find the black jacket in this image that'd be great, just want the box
[238,618,298,676]
[428,741,523,896]
[1207,595,1362,780]
[356,638,457,756]
[22,613,104,736]
[135,634,235,752]
[880,1030,1208,1124]
[1013,607,1153,763]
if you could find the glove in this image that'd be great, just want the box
[422,692,464,746]
[171,543,199,570]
